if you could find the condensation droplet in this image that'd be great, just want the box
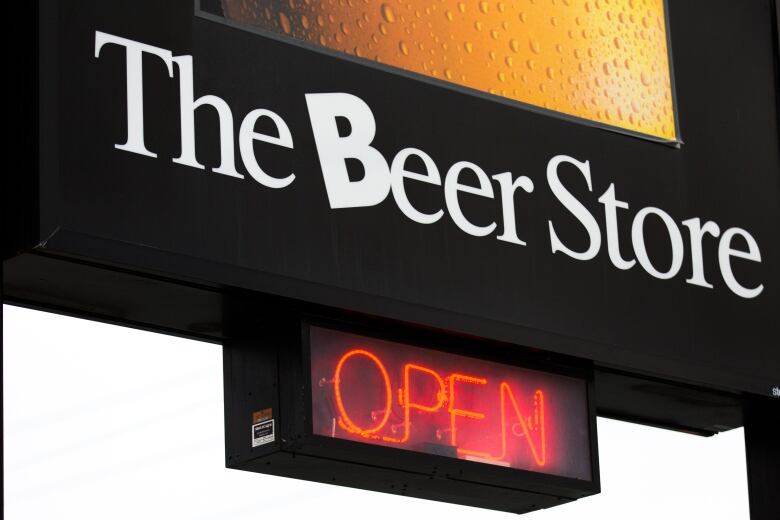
[381,3,395,24]
[279,12,292,35]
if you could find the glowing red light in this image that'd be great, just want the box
[448,373,489,458]
[499,384,546,466]
[400,364,446,443]
[333,349,392,438]
[310,327,592,480]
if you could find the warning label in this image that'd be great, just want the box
[252,419,274,447]
[252,407,275,448]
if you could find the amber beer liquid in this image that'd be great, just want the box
[222,0,676,140]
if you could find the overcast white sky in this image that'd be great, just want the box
[3,304,750,519]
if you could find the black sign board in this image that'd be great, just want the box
[5,0,779,440]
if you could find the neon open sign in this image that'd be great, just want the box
[310,326,593,481]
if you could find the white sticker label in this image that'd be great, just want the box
[252,419,275,447]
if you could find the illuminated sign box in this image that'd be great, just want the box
[310,326,592,478]
[223,322,599,514]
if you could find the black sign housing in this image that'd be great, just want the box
[5,0,779,439]
[223,318,600,514]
